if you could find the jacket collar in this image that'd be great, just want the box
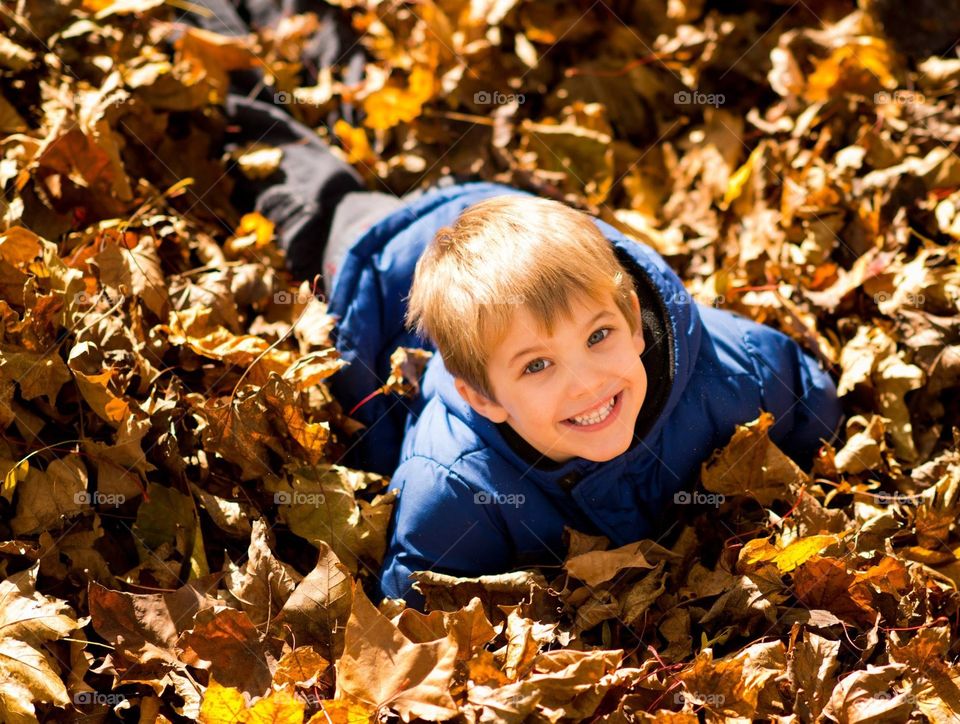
[430,221,703,493]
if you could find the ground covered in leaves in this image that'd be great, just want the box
[1,0,960,721]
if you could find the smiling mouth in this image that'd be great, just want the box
[564,391,621,426]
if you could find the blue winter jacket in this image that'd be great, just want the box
[327,181,843,611]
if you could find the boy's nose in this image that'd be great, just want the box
[565,369,608,403]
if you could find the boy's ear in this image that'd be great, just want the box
[454,377,509,423]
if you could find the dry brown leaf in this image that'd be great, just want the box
[701,412,808,504]
[336,581,459,722]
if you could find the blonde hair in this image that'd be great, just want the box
[404,194,640,402]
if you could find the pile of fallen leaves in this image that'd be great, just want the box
[1,0,959,721]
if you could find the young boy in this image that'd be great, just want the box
[323,182,843,612]
[178,0,841,611]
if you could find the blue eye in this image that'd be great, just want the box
[522,327,613,376]
[524,359,547,375]
[588,327,612,346]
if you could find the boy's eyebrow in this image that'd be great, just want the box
[508,310,615,366]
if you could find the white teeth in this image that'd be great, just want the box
[568,395,616,426]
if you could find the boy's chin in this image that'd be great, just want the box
[579,441,632,462]
[572,416,639,462]
[538,436,630,465]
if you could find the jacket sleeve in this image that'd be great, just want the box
[745,324,844,469]
[376,455,512,612]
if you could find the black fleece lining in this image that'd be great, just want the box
[496,253,676,471]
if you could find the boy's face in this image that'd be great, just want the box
[455,289,647,464]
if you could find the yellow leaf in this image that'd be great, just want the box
[407,65,435,102]
[197,679,309,724]
[362,66,435,131]
[805,37,896,101]
[70,368,130,425]
[2,458,28,503]
[362,87,421,131]
[722,145,763,210]
[199,679,250,724]
[246,687,304,724]
[162,306,297,384]
[334,120,376,166]
[741,532,847,573]
[189,511,211,581]
[81,0,115,10]
[306,701,375,724]
[273,646,329,688]
[164,176,196,197]
[87,0,165,17]
[237,212,275,248]
[26,260,50,278]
